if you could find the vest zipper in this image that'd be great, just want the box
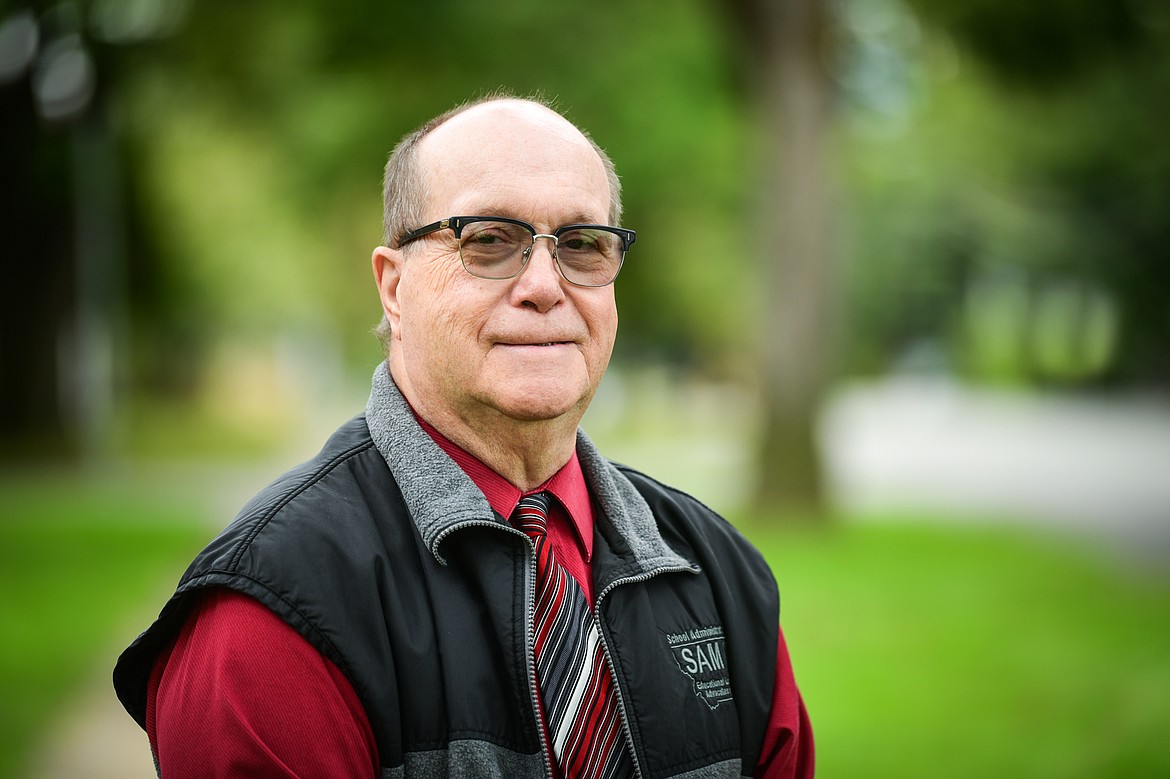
[523,533,557,779]
[430,519,516,559]
[432,521,556,777]
[517,524,552,771]
[594,564,697,779]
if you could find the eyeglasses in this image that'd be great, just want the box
[396,216,635,288]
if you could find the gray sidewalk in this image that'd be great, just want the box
[20,627,157,779]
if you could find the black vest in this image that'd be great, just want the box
[115,372,780,779]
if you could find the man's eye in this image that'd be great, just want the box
[560,229,616,256]
[464,222,524,247]
[467,229,507,244]
[562,236,594,251]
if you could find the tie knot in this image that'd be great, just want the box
[513,491,551,538]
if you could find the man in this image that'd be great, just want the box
[114,96,813,778]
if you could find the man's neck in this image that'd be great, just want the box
[440,410,579,492]
[391,368,581,492]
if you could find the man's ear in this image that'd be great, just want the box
[372,245,405,337]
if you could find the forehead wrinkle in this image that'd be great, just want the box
[428,166,609,230]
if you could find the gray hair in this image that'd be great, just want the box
[374,93,624,351]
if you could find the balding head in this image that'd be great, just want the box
[380,95,623,249]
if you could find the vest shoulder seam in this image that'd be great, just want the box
[181,569,350,679]
[228,436,378,570]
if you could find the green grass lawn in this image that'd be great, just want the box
[0,477,209,779]
[1,475,1168,779]
[745,518,1170,778]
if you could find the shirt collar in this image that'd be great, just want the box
[414,415,594,562]
[365,364,695,578]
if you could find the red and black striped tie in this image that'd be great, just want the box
[513,492,635,779]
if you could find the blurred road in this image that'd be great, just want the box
[820,377,1170,567]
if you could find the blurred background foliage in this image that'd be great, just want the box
[2,0,1170,776]
[2,0,1168,475]
[848,0,1170,389]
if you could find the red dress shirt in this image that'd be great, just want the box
[148,423,813,778]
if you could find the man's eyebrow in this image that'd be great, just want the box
[563,212,605,225]
[544,213,613,227]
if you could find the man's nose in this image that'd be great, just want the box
[514,236,566,309]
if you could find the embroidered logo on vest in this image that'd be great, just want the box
[665,624,734,710]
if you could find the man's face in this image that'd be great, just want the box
[376,101,619,434]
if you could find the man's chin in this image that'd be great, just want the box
[498,401,579,424]
[486,387,590,426]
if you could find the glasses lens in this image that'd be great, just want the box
[555,228,625,286]
[458,220,529,279]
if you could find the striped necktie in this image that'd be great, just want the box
[513,492,635,779]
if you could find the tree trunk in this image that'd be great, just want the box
[728,0,837,511]
[0,84,76,459]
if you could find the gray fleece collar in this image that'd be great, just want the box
[364,363,693,574]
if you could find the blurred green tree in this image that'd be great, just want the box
[2,0,758,456]
[842,0,1170,386]
[115,0,751,365]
